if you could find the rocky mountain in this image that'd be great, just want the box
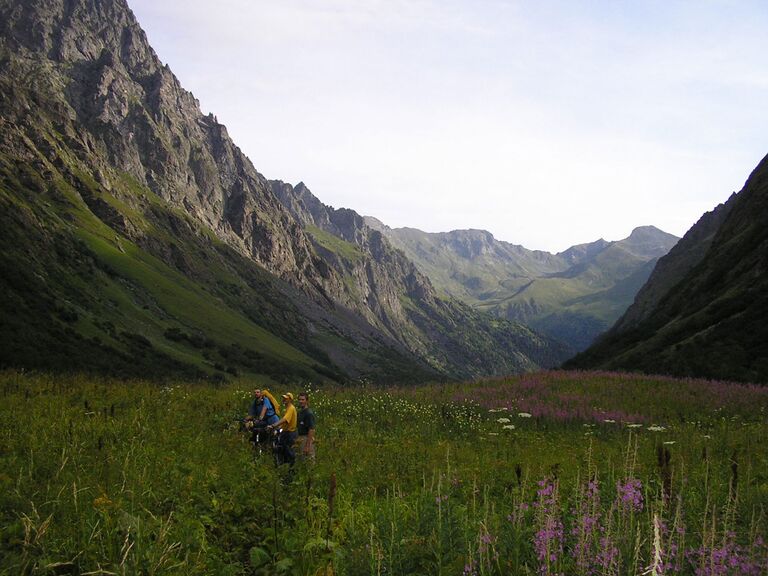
[567,153,768,383]
[367,219,679,352]
[271,181,569,376]
[0,0,568,383]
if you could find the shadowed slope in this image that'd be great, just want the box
[567,153,768,383]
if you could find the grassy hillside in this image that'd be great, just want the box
[483,246,663,350]
[0,150,352,384]
[2,370,766,575]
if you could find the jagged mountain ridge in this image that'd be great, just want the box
[0,0,567,382]
[0,0,328,285]
[367,219,679,352]
[567,153,768,383]
[271,181,569,376]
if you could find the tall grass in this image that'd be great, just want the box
[1,370,766,575]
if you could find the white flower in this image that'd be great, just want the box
[502,424,515,430]
[663,441,676,445]
[603,419,616,423]
[648,425,666,432]
[703,435,711,439]
[626,423,642,428]
[497,417,511,424]
[488,432,499,436]
[517,412,532,418]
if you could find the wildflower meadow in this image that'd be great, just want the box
[1,370,766,575]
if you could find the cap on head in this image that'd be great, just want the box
[282,392,294,402]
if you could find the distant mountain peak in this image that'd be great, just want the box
[372,220,678,352]
[557,238,610,263]
[627,225,677,240]
[631,225,663,233]
[363,215,388,232]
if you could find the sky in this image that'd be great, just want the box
[129,0,768,253]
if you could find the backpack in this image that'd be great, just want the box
[262,389,281,416]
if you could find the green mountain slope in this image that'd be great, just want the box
[0,153,364,382]
[367,219,679,352]
[567,153,768,383]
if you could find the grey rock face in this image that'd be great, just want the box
[1,0,335,290]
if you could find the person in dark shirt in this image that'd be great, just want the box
[297,391,316,459]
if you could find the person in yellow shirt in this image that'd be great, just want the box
[268,392,298,466]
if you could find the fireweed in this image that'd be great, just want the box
[571,476,604,575]
[617,478,645,513]
[686,533,768,576]
[533,477,565,575]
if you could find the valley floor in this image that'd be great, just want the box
[1,370,766,575]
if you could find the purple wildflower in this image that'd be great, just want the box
[686,532,768,576]
[533,477,564,575]
[617,478,644,512]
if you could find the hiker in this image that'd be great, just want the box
[297,391,316,460]
[268,392,298,466]
[245,389,280,440]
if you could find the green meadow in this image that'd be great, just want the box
[1,370,766,575]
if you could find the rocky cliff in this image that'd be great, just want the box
[0,0,334,288]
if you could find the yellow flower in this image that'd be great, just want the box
[93,495,113,509]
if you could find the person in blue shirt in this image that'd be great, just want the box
[247,388,279,425]
[245,389,279,444]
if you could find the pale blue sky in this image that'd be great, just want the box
[130,0,768,252]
